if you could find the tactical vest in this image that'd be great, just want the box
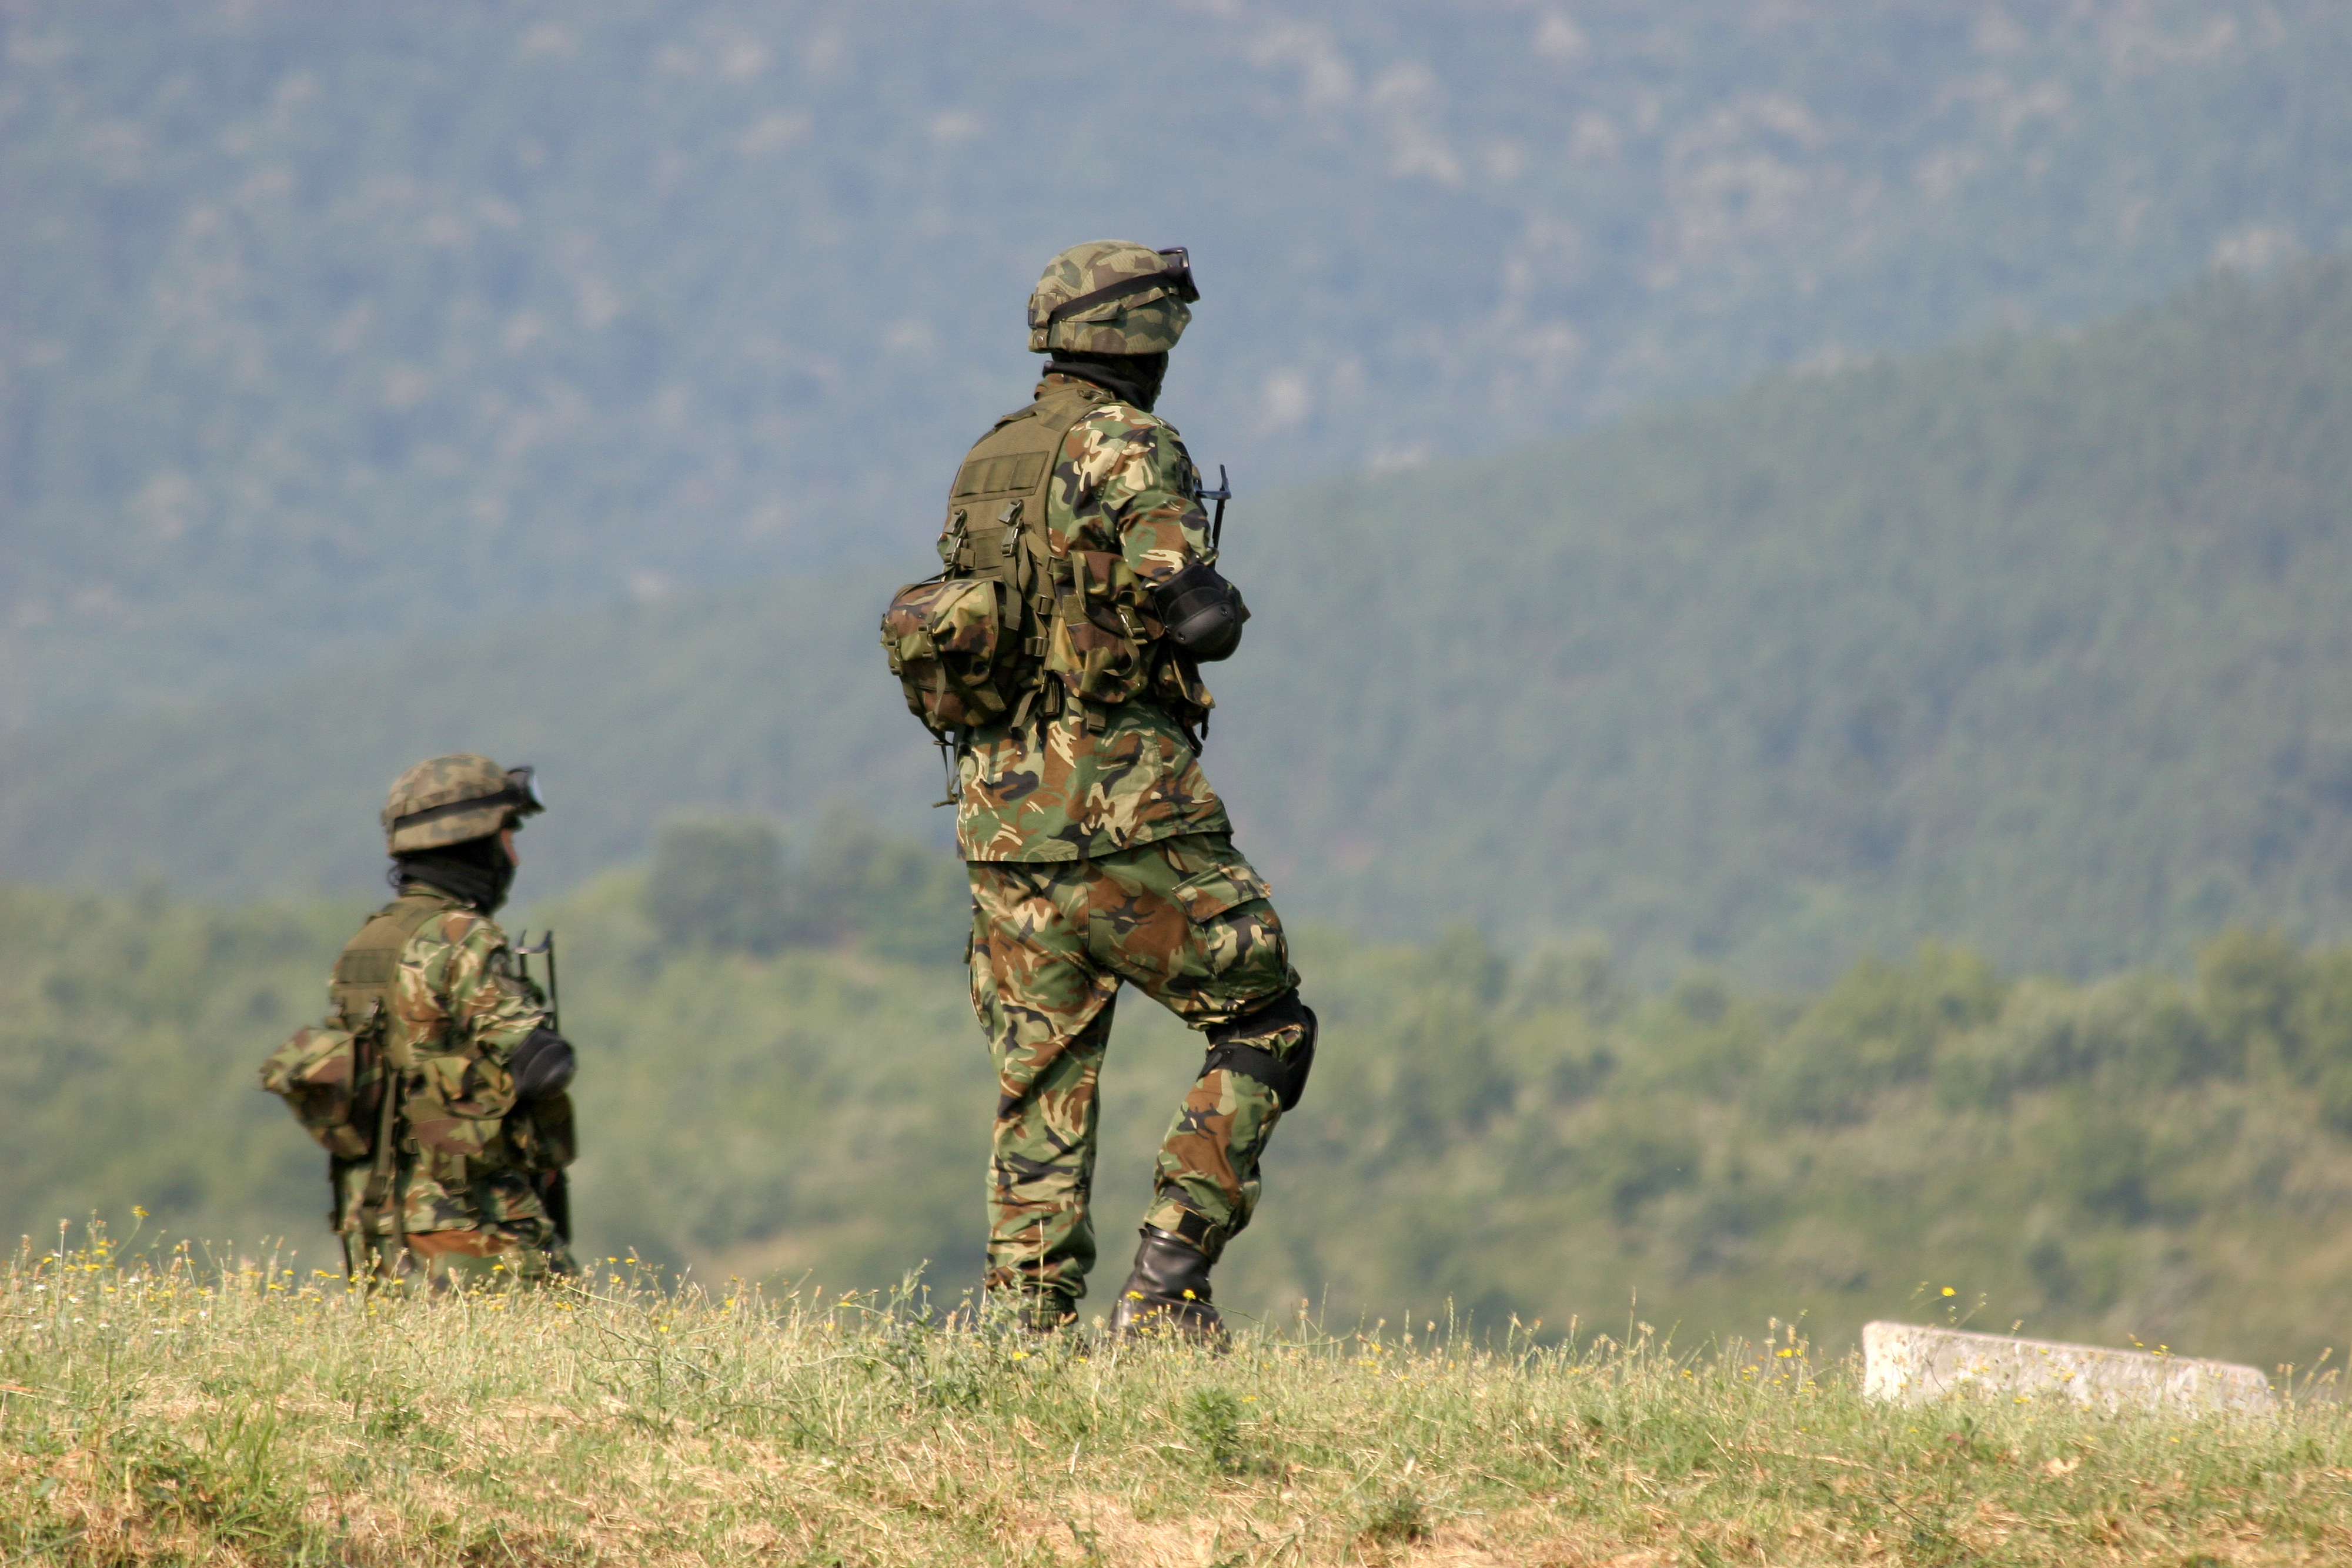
[884,379,1186,741]
[940,379,1096,670]
[255,892,449,1267]
[330,893,453,1066]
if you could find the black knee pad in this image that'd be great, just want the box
[1200,991,1317,1111]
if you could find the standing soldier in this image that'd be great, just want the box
[274,754,580,1285]
[885,241,1317,1341]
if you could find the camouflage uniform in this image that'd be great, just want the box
[953,242,1315,1330]
[335,887,577,1282]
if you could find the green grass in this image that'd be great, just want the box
[7,1228,2351,1566]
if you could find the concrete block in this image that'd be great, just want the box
[1862,1321,2275,1415]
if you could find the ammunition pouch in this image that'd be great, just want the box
[258,1024,383,1160]
[1046,548,1158,709]
[1200,991,1317,1111]
[1154,560,1250,662]
[881,575,1016,740]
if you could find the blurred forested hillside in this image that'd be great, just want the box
[9,258,2351,981]
[6,0,2351,724]
[14,861,2352,1372]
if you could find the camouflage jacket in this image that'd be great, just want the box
[953,374,1233,862]
[375,887,550,1178]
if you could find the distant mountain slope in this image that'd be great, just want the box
[1235,258,2352,978]
[6,259,2351,981]
[0,571,925,904]
[8,0,2352,724]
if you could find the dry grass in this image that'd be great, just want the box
[6,1226,2352,1566]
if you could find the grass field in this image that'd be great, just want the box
[5,1228,2350,1566]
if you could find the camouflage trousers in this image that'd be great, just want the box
[969,831,1310,1306]
[338,1159,577,1286]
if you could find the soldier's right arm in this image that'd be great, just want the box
[1051,408,1247,658]
[1075,411,1249,661]
[1058,410,1210,588]
[394,911,547,1069]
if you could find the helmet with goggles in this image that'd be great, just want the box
[381,754,545,854]
[1027,240,1198,355]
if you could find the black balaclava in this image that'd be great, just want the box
[392,831,517,913]
[1045,349,1168,412]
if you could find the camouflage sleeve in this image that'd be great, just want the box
[1061,409,1211,589]
[393,910,547,1066]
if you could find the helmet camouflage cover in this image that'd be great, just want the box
[1027,239,1197,355]
[382,753,544,853]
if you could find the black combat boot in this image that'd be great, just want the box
[1110,1225,1227,1348]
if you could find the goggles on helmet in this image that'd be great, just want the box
[1154,248,1200,305]
[506,766,546,817]
[1042,247,1200,327]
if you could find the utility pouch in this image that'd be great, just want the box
[405,1049,519,1169]
[881,575,1013,740]
[1047,549,1155,706]
[258,1024,383,1161]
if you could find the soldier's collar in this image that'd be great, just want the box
[1037,371,1115,398]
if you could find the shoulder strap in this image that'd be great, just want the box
[329,894,455,1039]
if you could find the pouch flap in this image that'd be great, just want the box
[415,1051,516,1122]
[883,577,998,653]
[1169,862,1273,924]
[881,576,960,636]
[258,1024,358,1096]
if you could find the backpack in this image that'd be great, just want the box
[883,380,1164,741]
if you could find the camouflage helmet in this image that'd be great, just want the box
[1027,240,1198,355]
[381,753,545,854]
